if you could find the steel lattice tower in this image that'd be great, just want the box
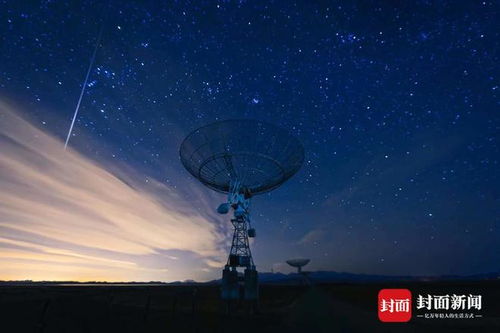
[228,215,254,268]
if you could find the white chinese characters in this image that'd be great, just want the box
[380,298,410,313]
[416,294,481,311]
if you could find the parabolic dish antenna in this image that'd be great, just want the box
[180,119,304,302]
[180,119,304,196]
[286,258,310,273]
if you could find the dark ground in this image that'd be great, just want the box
[0,280,499,332]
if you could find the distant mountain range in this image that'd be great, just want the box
[1,271,498,286]
[253,271,500,284]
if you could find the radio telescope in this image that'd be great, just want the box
[286,258,310,273]
[180,119,304,300]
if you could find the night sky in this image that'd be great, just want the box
[0,1,498,282]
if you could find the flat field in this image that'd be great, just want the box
[0,280,498,332]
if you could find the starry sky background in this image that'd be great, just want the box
[0,0,498,281]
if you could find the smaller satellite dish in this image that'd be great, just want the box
[286,258,310,273]
[217,203,230,214]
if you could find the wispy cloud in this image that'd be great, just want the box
[297,229,324,245]
[0,102,227,281]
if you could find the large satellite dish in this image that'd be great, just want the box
[180,119,304,302]
[180,119,304,196]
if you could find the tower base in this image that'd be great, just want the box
[221,266,259,301]
[244,268,259,300]
[221,266,239,300]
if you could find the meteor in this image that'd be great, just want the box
[64,27,103,150]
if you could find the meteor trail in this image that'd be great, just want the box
[64,27,103,150]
